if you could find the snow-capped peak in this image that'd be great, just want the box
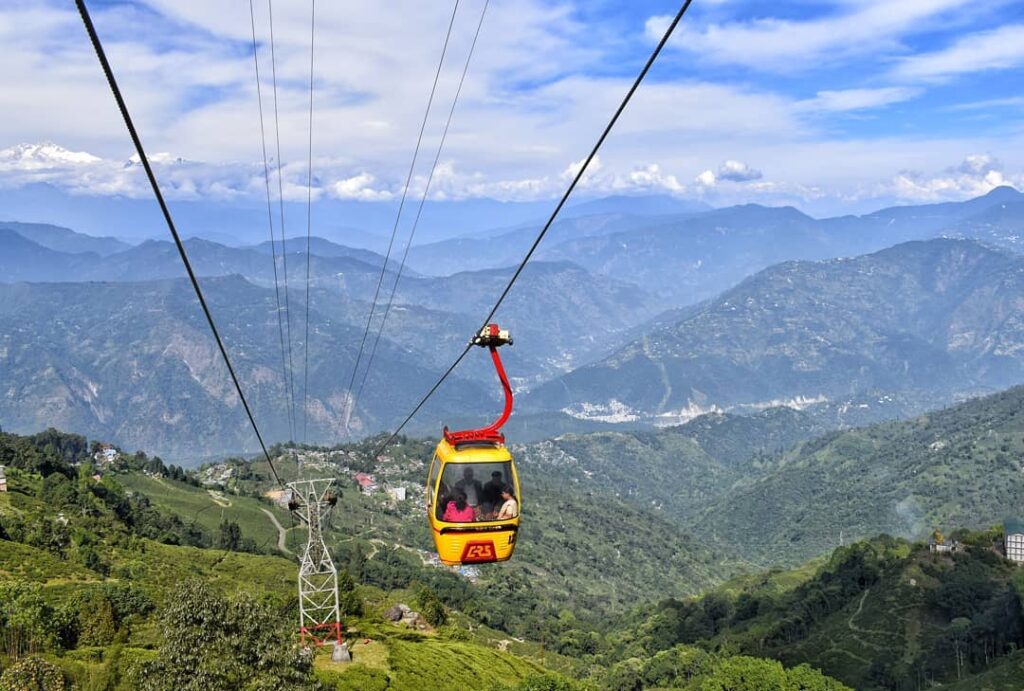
[126,152,186,167]
[0,142,102,168]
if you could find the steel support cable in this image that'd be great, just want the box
[267,0,298,441]
[373,0,695,457]
[353,0,489,410]
[249,0,297,443]
[302,0,316,445]
[344,0,462,412]
[75,0,283,485]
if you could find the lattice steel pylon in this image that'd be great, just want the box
[288,478,342,647]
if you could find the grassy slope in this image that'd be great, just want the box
[602,533,1023,691]
[0,457,570,690]
[515,408,825,530]
[118,473,290,552]
[0,539,99,584]
[386,638,544,691]
[712,555,825,600]
[0,532,559,691]
[759,546,927,683]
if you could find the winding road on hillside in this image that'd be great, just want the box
[260,508,292,555]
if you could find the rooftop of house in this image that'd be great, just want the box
[354,472,376,487]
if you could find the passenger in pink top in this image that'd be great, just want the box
[442,489,475,522]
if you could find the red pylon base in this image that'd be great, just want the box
[300,621,343,647]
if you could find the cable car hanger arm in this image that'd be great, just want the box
[443,324,512,446]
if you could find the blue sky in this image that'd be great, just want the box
[0,0,1022,218]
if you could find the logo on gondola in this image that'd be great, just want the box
[461,541,497,563]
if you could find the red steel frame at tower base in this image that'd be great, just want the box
[444,324,513,446]
[301,621,343,646]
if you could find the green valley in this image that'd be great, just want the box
[0,427,858,690]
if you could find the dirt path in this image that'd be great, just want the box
[848,589,901,638]
[824,646,872,665]
[642,335,673,414]
[368,538,433,566]
[848,589,870,633]
[260,508,292,555]
[207,490,232,507]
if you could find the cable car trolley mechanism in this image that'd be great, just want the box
[427,324,522,566]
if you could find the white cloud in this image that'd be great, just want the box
[798,87,921,112]
[946,96,1024,112]
[893,24,1024,81]
[882,155,1022,202]
[611,164,684,194]
[716,160,762,182]
[650,0,963,72]
[422,158,689,201]
[958,153,999,176]
[694,160,762,186]
[695,169,717,187]
[561,153,602,181]
[330,172,393,201]
[1,1,1023,218]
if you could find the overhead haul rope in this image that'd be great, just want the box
[267,0,299,442]
[373,0,695,457]
[249,0,297,443]
[302,0,317,444]
[76,0,283,485]
[344,0,463,418]
[352,0,490,412]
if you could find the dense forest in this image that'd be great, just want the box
[2,427,1023,689]
[0,427,854,689]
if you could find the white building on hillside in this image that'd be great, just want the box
[1005,518,1024,564]
[0,465,7,493]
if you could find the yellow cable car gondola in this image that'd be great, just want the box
[427,324,521,566]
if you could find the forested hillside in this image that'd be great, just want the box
[605,533,1024,691]
[695,384,1024,564]
[517,383,1024,572]
[0,427,855,690]
[6,427,1022,690]
[530,238,1024,426]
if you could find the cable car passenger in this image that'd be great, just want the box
[442,489,475,522]
[435,479,451,520]
[496,485,518,520]
[482,471,504,515]
[454,467,483,513]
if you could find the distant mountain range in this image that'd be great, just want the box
[0,220,129,255]
[528,237,1024,425]
[0,276,497,458]
[411,186,1024,305]
[0,182,709,247]
[0,258,660,457]
[5,187,1022,300]
[4,187,1024,457]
